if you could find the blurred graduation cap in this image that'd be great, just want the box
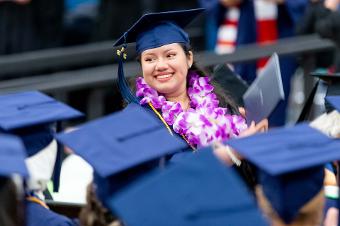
[112,8,204,104]
[56,103,188,207]
[311,71,340,112]
[226,123,340,223]
[0,134,28,179]
[0,91,83,191]
[325,95,340,112]
[108,149,268,226]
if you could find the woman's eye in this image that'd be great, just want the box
[144,57,155,62]
[167,53,176,58]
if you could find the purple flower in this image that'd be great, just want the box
[135,73,248,148]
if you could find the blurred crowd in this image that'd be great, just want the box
[1,1,340,226]
[0,0,198,55]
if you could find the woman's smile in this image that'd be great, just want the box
[155,72,174,82]
[141,43,193,98]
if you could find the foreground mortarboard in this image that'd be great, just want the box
[113,8,204,103]
[0,91,84,191]
[0,91,83,133]
[108,149,268,226]
[56,103,188,205]
[0,134,28,178]
[226,123,340,223]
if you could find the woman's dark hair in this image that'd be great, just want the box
[182,45,257,189]
[0,177,25,226]
[79,183,122,226]
[181,44,240,115]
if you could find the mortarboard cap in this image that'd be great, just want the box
[226,123,340,223]
[311,71,340,85]
[0,91,84,192]
[0,91,83,155]
[0,134,28,178]
[108,149,268,226]
[311,71,340,112]
[325,95,340,112]
[0,91,83,131]
[113,8,204,53]
[56,103,188,206]
[112,8,204,104]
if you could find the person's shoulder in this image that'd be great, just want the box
[26,201,78,226]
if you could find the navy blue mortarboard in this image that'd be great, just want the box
[113,8,204,103]
[0,134,28,178]
[311,72,340,112]
[108,149,268,226]
[56,103,188,207]
[226,123,340,224]
[325,95,340,112]
[0,91,83,191]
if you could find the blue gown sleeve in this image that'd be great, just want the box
[26,201,79,226]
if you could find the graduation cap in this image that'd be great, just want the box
[226,123,340,223]
[311,71,340,112]
[0,134,28,179]
[56,103,188,208]
[112,8,204,104]
[0,91,83,192]
[108,149,268,226]
[325,95,340,112]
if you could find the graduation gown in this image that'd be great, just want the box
[141,103,258,191]
[25,200,78,226]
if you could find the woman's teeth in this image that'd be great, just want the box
[157,74,172,79]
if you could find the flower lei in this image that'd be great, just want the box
[136,71,247,147]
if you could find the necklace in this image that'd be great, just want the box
[136,71,247,147]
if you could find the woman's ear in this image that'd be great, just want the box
[187,51,193,68]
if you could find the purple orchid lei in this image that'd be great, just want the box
[136,71,247,147]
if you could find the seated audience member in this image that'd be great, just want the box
[0,134,28,226]
[56,103,189,226]
[0,91,83,226]
[316,95,340,225]
[226,123,340,225]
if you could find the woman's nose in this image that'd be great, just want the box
[155,58,168,70]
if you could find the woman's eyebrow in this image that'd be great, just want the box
[164,48,175,53]
[142,52,156,57]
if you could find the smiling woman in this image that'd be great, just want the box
[140,43,193,106]
[114,8,268,189]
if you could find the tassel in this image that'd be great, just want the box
[117,46,139,104]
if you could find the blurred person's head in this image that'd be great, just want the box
[0,134,29,226]
[255,185,324,226]
[0,176,25,226]
[79,183,122,226]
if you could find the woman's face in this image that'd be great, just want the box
[141,43,193,98]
